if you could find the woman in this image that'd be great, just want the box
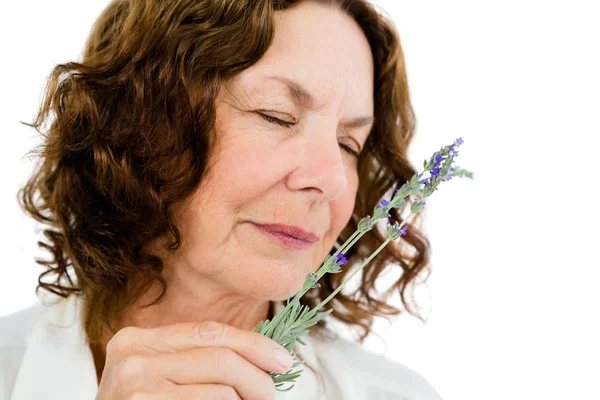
[1,0,442,399]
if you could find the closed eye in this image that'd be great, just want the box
[257,112,360,158]
[258,112,296,128]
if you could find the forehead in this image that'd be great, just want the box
[230,3,374,118]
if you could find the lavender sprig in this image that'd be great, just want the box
[252,138,474,392]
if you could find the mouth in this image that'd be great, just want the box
[249,222,318,250]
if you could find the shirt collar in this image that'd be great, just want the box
[10,294,98,400]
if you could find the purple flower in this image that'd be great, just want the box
[451,148,459,157]
[380,199,389,206]
[420,178,430,185]
[450,167,455,172]
[400,227,408,236]
[444,175,453,181]
[336,252,348,265]
[431,167,440,176]
[455,137,464,147]
[435,154,444,165]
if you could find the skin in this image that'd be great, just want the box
[92,1,375,391]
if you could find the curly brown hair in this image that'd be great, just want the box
[18,0,431,386]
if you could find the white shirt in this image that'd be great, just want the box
[0,294,444,400]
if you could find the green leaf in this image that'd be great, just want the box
[272,313,289,342]
[276,384,295,392]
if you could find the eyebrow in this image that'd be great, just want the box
[266,75,375,130]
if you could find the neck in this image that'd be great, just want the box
[90,260,275,385]
[121,274,272,331]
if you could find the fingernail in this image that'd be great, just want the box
[274,347,293,370]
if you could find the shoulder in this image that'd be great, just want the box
[311,333,444,400]
[0,301,46,347]
[0,301,46,400]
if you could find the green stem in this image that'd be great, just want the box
[316,229,364,280]
[308,212,416,316]
[287,229,365,305]
[312,238,390,313]
[272,205,418,321]
[338,229,364,254]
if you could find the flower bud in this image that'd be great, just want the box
[409,174,420,187]
[305,272,318,287]
[411,200,425,214]
[386,221,400,240]
[373,203,389,220]
[335,252,348,266]
[329,263,341,273]
[440,162,451,176]
[392,198,407,209]
[386,222,407,241]
[358,216,375,232]
[424,153,439,171]
[409,185,422,196]
[392,183,412,201]
[423,185,435,197]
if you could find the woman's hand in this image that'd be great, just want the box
[95,321,294,400]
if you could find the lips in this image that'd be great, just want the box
[251,223,320,242]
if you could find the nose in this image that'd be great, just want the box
[285,121,348,202]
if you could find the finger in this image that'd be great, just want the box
[150,384,242,400]
[144,347,276,400]
[105,326,154,361]
[143,321,294,374]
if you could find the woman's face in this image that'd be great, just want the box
[174,2,374,301]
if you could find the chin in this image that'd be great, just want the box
[233,258,308,301]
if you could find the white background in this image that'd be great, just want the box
[1,1,599,399]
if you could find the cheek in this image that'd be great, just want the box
[208,119,286,200]
[196,136,273,219]
[337,167,359,222]
[320,183,358,251]
[332,190,356,237]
